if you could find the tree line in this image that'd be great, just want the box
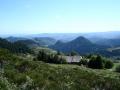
[0,38,32,54]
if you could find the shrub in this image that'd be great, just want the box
[115,65,120,73]
[87,55,114,69]
[105,60,114,69]
[79,58,88,66]
[16,60,30,73]
[37,50,48,62]
[88,55,104,69]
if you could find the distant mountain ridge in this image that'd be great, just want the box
[15,39,39,47]
[6,36,28,42]
[94,38,120,47]
[4,31,120,43]
[2,35,120,57]
[70,36,93,45]
[49,36,107,55]
[34,37,56,46]
[0,38,31,53]
[5,36,57,47]
[21,31,120,42]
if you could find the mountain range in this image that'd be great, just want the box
[6,37,56,47]
[0,38,31,53]
[1,31,120,57]
[49,36,108,55]
[20,31,120,42]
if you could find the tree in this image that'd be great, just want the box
[37,50,48,62]
[105,60,114,69]
[37,50,66,64]
[70,51,78,56]
[85,54,92,58]
[88,55,104,69]
[87,55,114,69]
[57,51,63,55]
[0,38,32,54]
[79,58,88,66]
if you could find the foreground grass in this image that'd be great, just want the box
[4,61,120,90]
[51,64,120,80]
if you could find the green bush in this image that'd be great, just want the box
[105,60,114,69]
[79,58,88,66]
[88,55,104,69]
[88,55,114,69]
[115,65,120,73]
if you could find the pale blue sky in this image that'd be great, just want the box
[0,0,120,34]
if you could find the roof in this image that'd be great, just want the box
[60,56,82,63]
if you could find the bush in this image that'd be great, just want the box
[87,55,114,69]
[105,60,114,69]
[115,65,120,73]
[37,50,48,62]
[88,55,104,69]
[79,58,88,66]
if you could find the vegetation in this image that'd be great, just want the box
[34,37,56,46]
[6,36,57,46]
[79,58,88,66]
[79,55,114,69]
[0,38,32,54]
[57,50,64,55]
[88,55,105,69]
[49,36,107,55]
[105,60,114,69]
[0,49,120,90]
[36,50,67,64]
[115,65,120,73]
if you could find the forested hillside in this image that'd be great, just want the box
[49,36,108,55]
[0,38,31,53]
[6,37,56,47]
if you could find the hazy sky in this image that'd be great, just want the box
[0,0,120,34]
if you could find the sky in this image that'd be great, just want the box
[0,0,120,34]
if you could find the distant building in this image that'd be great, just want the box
[60,56,82,63]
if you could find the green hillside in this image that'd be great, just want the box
[0,38,31,54]
[0,49,120,90]
[6,37,57,47]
